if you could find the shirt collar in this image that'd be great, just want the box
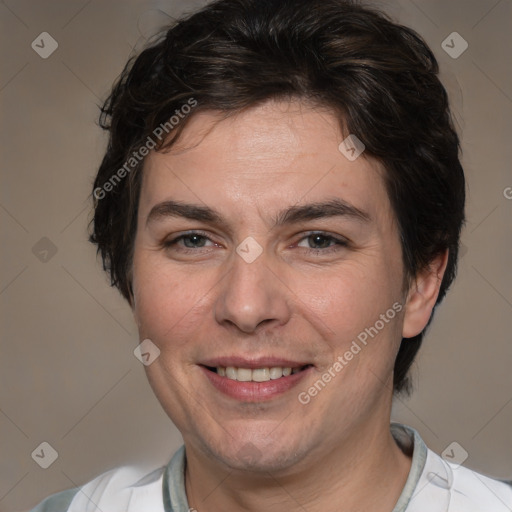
[162,445,188,512]
[390,422,428,511]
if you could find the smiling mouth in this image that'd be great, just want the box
[204,365,312,382]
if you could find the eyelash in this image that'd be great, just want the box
[162,231,349,255]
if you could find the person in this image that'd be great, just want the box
[31,0,512,510]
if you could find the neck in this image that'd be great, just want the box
[184,419,412,512]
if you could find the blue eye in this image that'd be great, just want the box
[164,232,214,250]
[178,234,209,248]
[162,231,348,255]
[297,233,348,252]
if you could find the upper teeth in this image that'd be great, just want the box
[217,366,299,382]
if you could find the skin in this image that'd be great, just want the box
[131,99,448,512]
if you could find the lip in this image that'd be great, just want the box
[200,356,310,369]
[199,364,313,402]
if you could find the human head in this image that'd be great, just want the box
[89,0,465,394]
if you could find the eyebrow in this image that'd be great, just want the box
[146,198,371,229]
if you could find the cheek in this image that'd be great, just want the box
[312,264,394,324]
[302,262,404,370]
[132,255,209,346]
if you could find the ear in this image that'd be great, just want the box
[402,250,449,339]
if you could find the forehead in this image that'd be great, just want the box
[139,100,393,226]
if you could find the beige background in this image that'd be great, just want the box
[1,0,511,511]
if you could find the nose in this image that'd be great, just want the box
[214,246,292,334]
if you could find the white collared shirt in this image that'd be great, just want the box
[30,423,512,511]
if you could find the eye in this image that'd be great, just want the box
[296,232,348,253]
[163,231,216,251]
[161,230,348,256]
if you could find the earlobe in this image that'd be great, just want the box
[402,250,449,339]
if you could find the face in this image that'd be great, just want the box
[131,100,409,474]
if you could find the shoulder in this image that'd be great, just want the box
[448,460,512,511]
[29,488,79,512]
[29,464,167,512]
[413,447,512,511]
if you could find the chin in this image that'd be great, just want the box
[204,432,309,473]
